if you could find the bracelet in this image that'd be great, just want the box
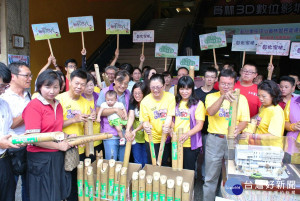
[290,123,295,132]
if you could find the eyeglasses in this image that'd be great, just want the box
[67,65,77,69]
[241,70,256,75]
[14,73,33,79]
[0,83,10,90]
[219,82,234,87]
[150,85,163,91]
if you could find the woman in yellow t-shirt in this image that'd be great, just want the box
[82,73,102,160]
[242,80,284,147]
[174,76,205,170]
[140,74,175,166]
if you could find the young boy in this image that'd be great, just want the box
[97,90,128,145]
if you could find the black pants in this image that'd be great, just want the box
[145,141,171,167]
[0,155,16,201]
[183,147,200,171]
[67,144,103,201]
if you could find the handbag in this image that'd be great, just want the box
[7,146,27,175]
[64,147,79,171]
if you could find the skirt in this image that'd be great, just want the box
[27,151,71,201]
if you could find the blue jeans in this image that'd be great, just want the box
[132,143,148,167]
[103,139,125,161]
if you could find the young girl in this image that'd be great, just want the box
[97,90,128,145]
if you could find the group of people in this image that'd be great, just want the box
[0,49,300,201]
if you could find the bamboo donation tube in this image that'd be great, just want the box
[181,182,190,201]
[100,163,109,200]
[84,159,91,201]
[138,170,146,201]
[172,131,178,170]
[123,131,134,168]
[87,166,94,201]
[77,163,84,201]
[145,175,153,201]
[94,64,102,89]
[157,128,169,166]
[113,164,122,201]
[95,159,103,201]
[174,176,183,201]
[10,131,65,144]
[108,159,116,200]
[85,118,95,157]
[177,128,184,171]
[166,179,175,201]
[132,172,139,201]
[148,131,156,165]
[119,167,128,201]
[67,134,113,146]
[159,175,167,201]
[102,73,111,87]
[152,172,160,201]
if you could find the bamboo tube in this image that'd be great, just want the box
[132,172,139,201]
[181,182,190,201]
[189,66,195,80]
[10,131,65,144]
[174,176,183,201]
[96,151,100,163]
[123,131,134,168]
[174,85,177,97]
[87,166,94,201]
[139,170,146,201]
[85,118,95,157]
[84,159,91,201]
[145,175,153,201]
[113,164,122,201]
[228,89,240,139]
[108,159,116,199]
[166,179,175,201]
[148,132,156,165]
[67,134,113,146]
[99,150,103,159]
[177,128,184,171]
[100,163,109,200]
[95,159,103,201]
[172,131,178,170]
[119,167,127,201]
[102,73,111,87]
[157,128,169,166]
[77,163,84,201]
[152,172,160,201]
[94,64,102,89]
[159,175,167,201]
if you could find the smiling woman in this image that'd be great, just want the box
[22,69,72,201]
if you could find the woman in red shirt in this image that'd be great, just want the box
[23,69,73,201]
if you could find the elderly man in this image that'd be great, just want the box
[102,66,119,88]
[1,62,32,201]
[203,69,250,201]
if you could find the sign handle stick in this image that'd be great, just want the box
[142,42,144,56]
[81,32,85,49]
[242,51,246,67]
[213,48,217,67]
[165,57,167,71]
[268,55,273,80]
[47,39,54,57]
[117,34,119,50]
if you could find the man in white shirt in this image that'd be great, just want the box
[0,62,20,201]
[1,62,32,201]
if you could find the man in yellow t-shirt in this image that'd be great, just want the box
[203,69,250,201]
[56,69,95,201]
